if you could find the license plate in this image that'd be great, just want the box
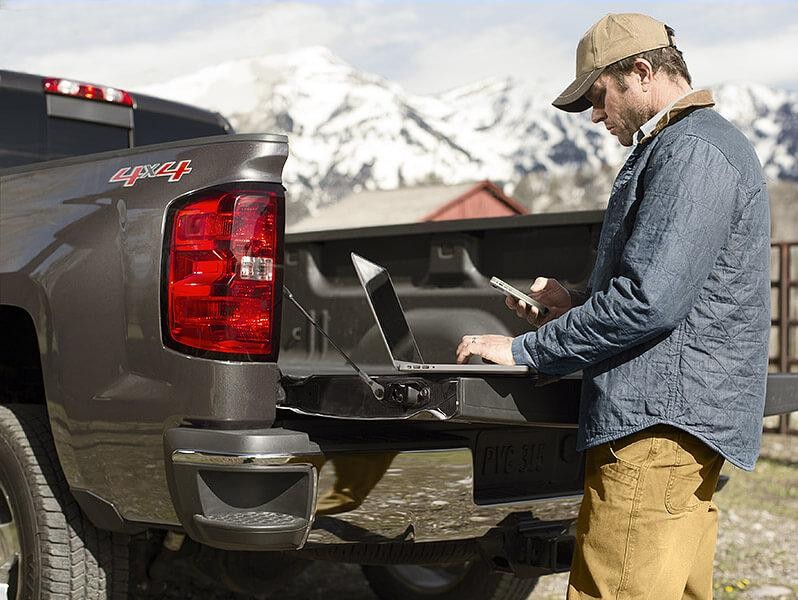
[473,429,583,504]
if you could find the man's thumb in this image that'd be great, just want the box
[530,277,548,293]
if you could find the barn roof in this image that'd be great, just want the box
[288,180,525,233]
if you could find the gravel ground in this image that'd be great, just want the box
[149,433,798,600]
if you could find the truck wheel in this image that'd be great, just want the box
[361,561,538,600]
[0,404,129,599]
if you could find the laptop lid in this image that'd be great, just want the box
[351,253,424,366]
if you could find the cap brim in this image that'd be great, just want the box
[552,68,603,113]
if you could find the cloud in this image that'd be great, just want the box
[1,0,796,96]
[0,1,345,89]
[399,21,573,96]
[688,25,798,89]
[395,2,798,94]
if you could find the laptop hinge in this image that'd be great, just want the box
[282,286,385,399]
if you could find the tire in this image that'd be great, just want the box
[0,404,129,599]
[361,560,538,600]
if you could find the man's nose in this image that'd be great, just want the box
[591,107,606,124]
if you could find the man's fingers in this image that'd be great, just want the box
[515,300,539,322]
[456,347,469,364]
[456,338,468,364]
[505,296,517,310]
[526,305,541,324]
[456,335,479,364]
[456,335,515,366]
[515,300,530,319]
[513,298,542,323]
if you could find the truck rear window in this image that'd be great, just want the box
[46,117,129,159]
[134,110,226,146]
[0,71,229,169]
[0,87,46,168]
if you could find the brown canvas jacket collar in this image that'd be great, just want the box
[639,89,715,145]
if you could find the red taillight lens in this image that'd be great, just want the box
[43,77,134,106]
[166,189,282,358]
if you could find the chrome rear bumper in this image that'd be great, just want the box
[309,447,582,546]
[165,427,582,551]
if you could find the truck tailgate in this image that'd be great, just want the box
[280,370,792,423]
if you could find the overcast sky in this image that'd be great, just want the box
[1,0,797,99]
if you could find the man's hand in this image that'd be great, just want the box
[506,277,572,326]
[456,334,515,365]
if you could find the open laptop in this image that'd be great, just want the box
[351,253,532,374]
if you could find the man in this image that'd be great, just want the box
[456,13,770,600]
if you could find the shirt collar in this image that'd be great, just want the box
[635,89,716,145]
[636,90,695,144]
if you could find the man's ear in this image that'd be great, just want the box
[632,58,654,90]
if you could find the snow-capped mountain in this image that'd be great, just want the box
[712,82,798,182]
[142,47,798,213]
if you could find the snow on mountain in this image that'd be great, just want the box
[142,47,798,213]
[712,82,798,181]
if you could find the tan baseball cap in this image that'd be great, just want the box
[553,13,671,113]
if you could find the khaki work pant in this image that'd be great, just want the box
[567,425,725,600]
[315,453,398,516]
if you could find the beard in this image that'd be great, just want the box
[615,99,656,147]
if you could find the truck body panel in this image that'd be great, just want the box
[1,134,287,526]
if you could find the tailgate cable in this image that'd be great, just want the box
[283,286,386,400]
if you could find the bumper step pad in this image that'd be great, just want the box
[194,511,308,531]
[165,427,322,551]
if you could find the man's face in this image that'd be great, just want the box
[585,74,651,147]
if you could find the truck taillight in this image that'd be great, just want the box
[43,77,134,106]
[165,187,284,360]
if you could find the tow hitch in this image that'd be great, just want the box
[479,516,574,578]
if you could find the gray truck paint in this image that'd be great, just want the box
[1,134,287,524]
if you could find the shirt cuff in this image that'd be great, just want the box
[568,288,590,307]
[512,332,540,369]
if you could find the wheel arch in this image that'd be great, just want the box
[0,304,46,407]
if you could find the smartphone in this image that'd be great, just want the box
[490,276,549,317]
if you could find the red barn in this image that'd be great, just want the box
[288,180,526,233]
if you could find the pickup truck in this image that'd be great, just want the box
[1,69,796,600]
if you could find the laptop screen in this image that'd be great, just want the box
[352,254,424,364]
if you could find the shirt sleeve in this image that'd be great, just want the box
[567,287,591,307]
[512,135,739,374]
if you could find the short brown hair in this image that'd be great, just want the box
[604,25,692,90]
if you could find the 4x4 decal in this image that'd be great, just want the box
[109,160,192,187]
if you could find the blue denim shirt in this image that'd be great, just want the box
[512,91,771,470]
